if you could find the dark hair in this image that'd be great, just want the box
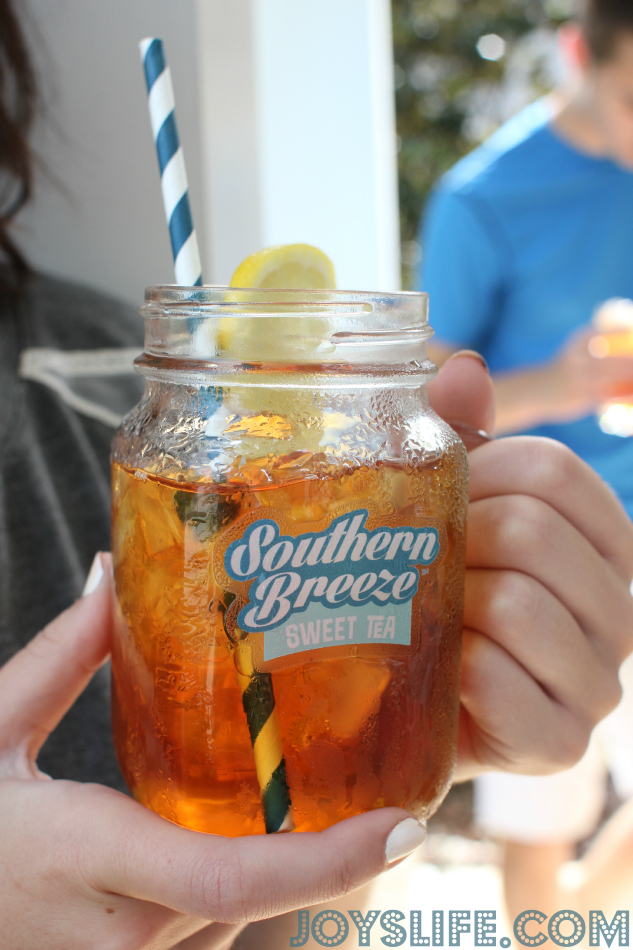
[0,0,37,281]
[580,0,633,63]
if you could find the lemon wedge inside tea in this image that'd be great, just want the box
[205,244,336,363]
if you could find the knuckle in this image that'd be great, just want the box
[606,675,624,717]
[549,718,590,771]
[55,784,104,883]
[497,495,549,555]
[615,600,633,662]
[458,629,494,698]
[529,439,579,496]
[488,570,539,632]
[192,847,358,923]
[588,664,623,722]
[194,851,265,924]
[24,621,64,659]
[194,854,233,921]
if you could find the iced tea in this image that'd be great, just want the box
[111,454,465,836]
[592,298,633,435]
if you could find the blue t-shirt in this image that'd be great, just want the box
[419,100,633,517]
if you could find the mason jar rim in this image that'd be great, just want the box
[142,284,428,317]
[137,284,434,387]
[144,284,427,298]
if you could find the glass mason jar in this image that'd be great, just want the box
[111,286,468,837]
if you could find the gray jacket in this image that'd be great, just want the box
[0,271,144,789]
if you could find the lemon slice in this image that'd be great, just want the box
[229,244,336,289]
[199,244,337,446]
[209,244,336,361]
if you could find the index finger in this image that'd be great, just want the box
[468,436,633,583]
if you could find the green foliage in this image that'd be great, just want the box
[393,0,572,287]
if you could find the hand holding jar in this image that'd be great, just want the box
[429,352,633,781]
[1,353,632,950]
[109,288,633,838]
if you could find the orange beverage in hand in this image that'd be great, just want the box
[591,298,633,436]
[111,286,468,835]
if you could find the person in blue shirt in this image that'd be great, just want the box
[420,0,633,518]
[419,0,633,925]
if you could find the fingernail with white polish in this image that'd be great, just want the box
[83,553,104,597]
[385,818,426,865]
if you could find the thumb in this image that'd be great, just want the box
[85,788,426,922]
[428,350,496,444]
[0,552,113,772]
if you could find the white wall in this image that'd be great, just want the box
[17,0,205,306]
[16,0,400,306]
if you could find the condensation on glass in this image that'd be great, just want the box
[111,287,468,837]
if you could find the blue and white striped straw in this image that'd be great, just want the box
[139,38,202,287]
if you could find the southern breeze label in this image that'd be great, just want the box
[263,601,413,662]
[223,509,441,659]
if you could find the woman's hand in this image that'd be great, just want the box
[4,351,633,949]
[429,351,633,780]
[0,557,424,950]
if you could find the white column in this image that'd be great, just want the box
[197,0,400,290]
